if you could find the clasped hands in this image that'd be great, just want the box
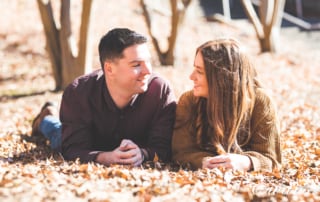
[96,139,144,166]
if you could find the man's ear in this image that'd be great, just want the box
[104,61,113,75]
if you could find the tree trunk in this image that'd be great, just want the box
[37,0,62,90]
[78,0,93,75]
[37,0,93,90]
[241,0,286,53]
[60,0,77,89]
[140,0,191,66]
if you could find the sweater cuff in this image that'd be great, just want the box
[247,155,261,171]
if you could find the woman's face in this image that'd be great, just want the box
[190,52,209,98]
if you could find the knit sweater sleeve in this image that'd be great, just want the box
[242,89,282,172]
[172,91,213,169]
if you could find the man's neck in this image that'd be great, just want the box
[111,93,133,109]
[106,83,133,109]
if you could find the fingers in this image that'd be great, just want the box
[206,161,232,169]
[115,147,143,166]
[120,153,141,166]
[119,139,138,151]
[208,155,230,164]
[113,139,144,166]
[202,155,232,169]
[119,148,138,159]
[119,150,143,166]
[202,154,252,171]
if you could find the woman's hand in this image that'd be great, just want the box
[202,153,252,171]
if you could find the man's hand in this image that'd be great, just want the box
[96,139,144,166]
[202,153,252,171]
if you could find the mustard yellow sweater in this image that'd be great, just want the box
[172,89,281,171]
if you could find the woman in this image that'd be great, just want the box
[172,39,281,172]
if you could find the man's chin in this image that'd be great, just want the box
[138,86,148,93]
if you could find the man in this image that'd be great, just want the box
[32,28,176,166]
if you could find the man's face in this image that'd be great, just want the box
[106,43,152,97]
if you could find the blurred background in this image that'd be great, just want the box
[0,0,319,126]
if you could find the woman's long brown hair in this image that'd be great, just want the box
[194,38,260,154]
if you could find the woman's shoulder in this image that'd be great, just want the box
[175,90,197,116]
[175,90,196,126]
[255,88,275,107]
[253,87,278,116]
[178,90,197,105]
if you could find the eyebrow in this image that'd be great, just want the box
[128,59,144,65]
[129,57,151,64]
[129,60,140,64]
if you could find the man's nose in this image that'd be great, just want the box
[141,62,152,74]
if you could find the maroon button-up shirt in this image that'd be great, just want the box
[60,69,176,163]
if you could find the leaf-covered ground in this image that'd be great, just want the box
[0,1,319,201]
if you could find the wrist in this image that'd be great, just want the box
[96,151,113,165]
[244,155,252,171]
[140,148,148,162]
[140,149,145,163]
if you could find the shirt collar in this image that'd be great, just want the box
[102,79,141,112]
[102,73,156,111]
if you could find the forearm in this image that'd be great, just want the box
[245,125,281,171]
[147,117,175,162]
[174,151,214,169]
[147,87,176,162]
[248,89,282,171]
[61,128,97,163]
[62,146,98,163]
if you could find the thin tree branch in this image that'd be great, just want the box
[241,0,264,38]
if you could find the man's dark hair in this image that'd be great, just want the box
[98,28,147,68]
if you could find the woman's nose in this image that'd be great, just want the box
[189,71,195,80]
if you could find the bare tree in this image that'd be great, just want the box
[37,0,93,90]
[241,0,286,52]
[140,0,192,65]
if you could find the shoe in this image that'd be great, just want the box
[31,102,57,136]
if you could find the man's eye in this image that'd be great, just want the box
[132,63,140,67]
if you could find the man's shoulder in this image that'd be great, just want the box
[66,69,104,90]
[147,73,174,95]
[62,69,104,100]
[149,73,178,93]
[141,73,176,103]
[148,73,170,87]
